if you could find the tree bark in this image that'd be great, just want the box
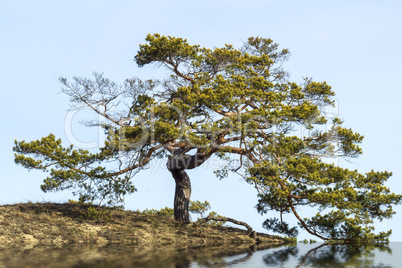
[166,152,213,224]
[194,215,254,235]
[167,159,192,224]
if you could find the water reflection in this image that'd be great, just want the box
[263,246,299,266]
[0,243,400,267]
[0,244,265,268]
[263,243,393,268]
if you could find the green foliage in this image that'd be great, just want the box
[12,34,402,243]
[68,199,92,205]
[14,134,136,206]
[142,207,174,217]
[81,206,112,222]
[286,237,298,244]
[189,200,211,218]
[67,199,114,221]
[189,200,226,226]
[298,239,317,244]
[263,218,298,237]
[250,158,401,243]
[206,211,227,226]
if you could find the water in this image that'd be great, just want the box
[210,243,401,268]
[0,243,401,267]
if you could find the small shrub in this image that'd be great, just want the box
[81,207,111,222]
[157,207,174,216]
[189,200,211,219]
[142,207,174,217]
[68,199,92,205]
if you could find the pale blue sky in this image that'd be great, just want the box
[1,0,402,241]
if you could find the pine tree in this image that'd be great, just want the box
[14,34,401,242]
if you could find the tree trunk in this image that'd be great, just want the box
[169,168,191,223]
[167,153,206,224]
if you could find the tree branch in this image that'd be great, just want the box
[287,196,329,241]
[194,215,254,234]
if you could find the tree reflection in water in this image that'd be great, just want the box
[263,243,392,268]
[193,245,257,268]
[0,243,396,267]
[263,246,299,266]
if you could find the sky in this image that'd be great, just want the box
[1,0,402,241]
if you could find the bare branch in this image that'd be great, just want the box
[194,215,254,234]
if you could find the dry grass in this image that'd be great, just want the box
[0,202,289,249]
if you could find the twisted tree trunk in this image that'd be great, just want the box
[170,168,191,223]
[167,156,194,224]
[167,151,212,224]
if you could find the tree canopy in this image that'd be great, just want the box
[14,34,401,243]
